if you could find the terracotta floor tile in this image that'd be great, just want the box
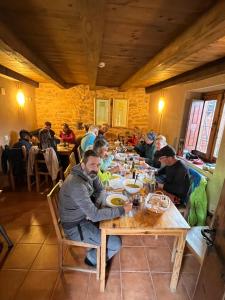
[142,236,168,247]
[181,254,200,274]
[16,270,58,300]
[19,225,51,243]
[146,247,173,272]
[181,272,198,299]
[122,235,143,246]
[44,228,58,245]
[0,269,27,300]
[30,211,52,225]
[31,244,59,270]
[109,252,120,272]
[64,246,91,270]
[122,272,155,300]
[87,272,121,300]
[165,236,175,250]
[152,273,189,300]
[120,247,149,271]
[52,271,89,300]
[2,243,41,269]
[10,211,38,226]
[2,226,27,244]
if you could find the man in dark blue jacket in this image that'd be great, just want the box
[134,132,156,166]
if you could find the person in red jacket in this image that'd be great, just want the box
[60,123,76,144]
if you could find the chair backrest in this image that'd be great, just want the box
[8,147,26,176]
[69,152,76,165]
[77,145,83,162]
[64,164,72,178]
[47,181,64,242]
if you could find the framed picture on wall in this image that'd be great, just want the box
[95,99,110,125]
[112,99,128,127]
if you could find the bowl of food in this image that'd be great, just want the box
[106,193,128,207]
[145,192,170,214]
[109,175,124,190]
[123,178,143,194]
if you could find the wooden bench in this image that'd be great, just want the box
[186,226,208,264]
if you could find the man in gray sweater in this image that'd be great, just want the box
[59,150,132,266]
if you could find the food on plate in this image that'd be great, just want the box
[111,198,124,206]
[126,183,140,188]
[148,196,160,205]
[111,175,120,180]
[160,199,169,208]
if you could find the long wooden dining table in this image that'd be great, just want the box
[100,200,190,292]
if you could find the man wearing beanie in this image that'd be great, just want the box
[156,145,190,204]
[134,132,156,166]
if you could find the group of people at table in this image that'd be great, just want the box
[58,126,191,268]
[9,121,190,267]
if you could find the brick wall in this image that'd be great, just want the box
[35,84,150,136]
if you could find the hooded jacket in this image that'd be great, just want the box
[59,164,124,225]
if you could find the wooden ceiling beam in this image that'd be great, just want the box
[0,64,39,87]
[120,1,225,90]
[145,57,225,93]
[0,20,68,89]
[78,0,105,89]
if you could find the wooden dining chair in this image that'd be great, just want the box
[47,182,100,279]
[69,152,76,165]
[34,151,63,192]
[77,145,83,162]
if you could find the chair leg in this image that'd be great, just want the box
[96,246,100,280]
[27,174,31,192]
[9,170,15,191]
[0,225,13,248]
[59,243,63,269]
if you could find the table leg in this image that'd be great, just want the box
[100,230,107,292]
[171,236,178,263]
[170,232,186,292]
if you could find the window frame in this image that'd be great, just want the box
[184,90,225,162]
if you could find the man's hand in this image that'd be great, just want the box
[157,183,164,189]
[123,202,133,213]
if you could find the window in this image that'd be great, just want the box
[112,99,128,127]
[95,98,128,128]
[184,91,225,161]
[95,99,110,125]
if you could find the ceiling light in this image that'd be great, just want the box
[98,62,106,68]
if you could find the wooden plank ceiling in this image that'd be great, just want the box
[0,0,225,91]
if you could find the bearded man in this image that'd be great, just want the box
[59,149,132,267]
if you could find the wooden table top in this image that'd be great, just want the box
[100,202,190,231]
[57,143,75,155]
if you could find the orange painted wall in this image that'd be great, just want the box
[0,76,37,146]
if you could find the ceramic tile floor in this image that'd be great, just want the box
[0,190,200,300]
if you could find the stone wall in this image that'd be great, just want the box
[35,84,150,137]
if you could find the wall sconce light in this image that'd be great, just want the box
[158,96,165,133]
[158,97,165,113]
[17,89,25,107]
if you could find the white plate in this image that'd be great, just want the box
[106,193,128,207]
[115,153,127,161]
[145,193,170,213]
[123,178,143,194]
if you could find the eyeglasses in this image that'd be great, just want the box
[159,156,167,161]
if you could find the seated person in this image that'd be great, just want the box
[60,123,76,144]
[81,125,99,152]
[134,131,156,166]
[12,129,32,159]
[156,145,190,204]
[59,150,132,267]
[39,121,59,151]
[153,135,167,168]
[93,138,120,182]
